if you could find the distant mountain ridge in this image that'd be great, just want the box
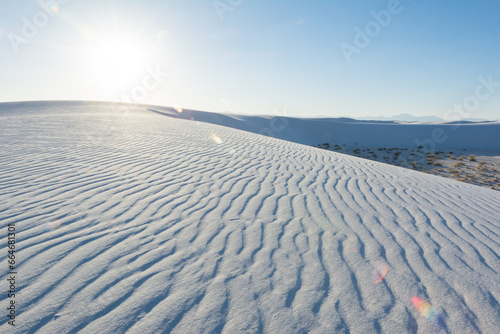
[357,113,496,122]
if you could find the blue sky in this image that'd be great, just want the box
[1,0,499,119]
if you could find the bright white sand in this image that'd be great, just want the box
[1,101,499,333]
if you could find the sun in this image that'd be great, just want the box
[87,36,150,91]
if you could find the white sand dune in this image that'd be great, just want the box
[1,101,499,333]
[145,104,500,150]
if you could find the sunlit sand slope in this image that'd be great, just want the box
[0,102,499,333]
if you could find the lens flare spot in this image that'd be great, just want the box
[211,133,223,144]
[49,4,59,14]
[412,297,437,320]
[46,220,62,231]
[374,264,389,284]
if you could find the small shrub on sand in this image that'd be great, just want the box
[469,155,476,161]
[453,162,464,168]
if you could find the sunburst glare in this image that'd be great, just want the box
[86,35,150,91]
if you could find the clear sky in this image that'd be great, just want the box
[1,0,499,119]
